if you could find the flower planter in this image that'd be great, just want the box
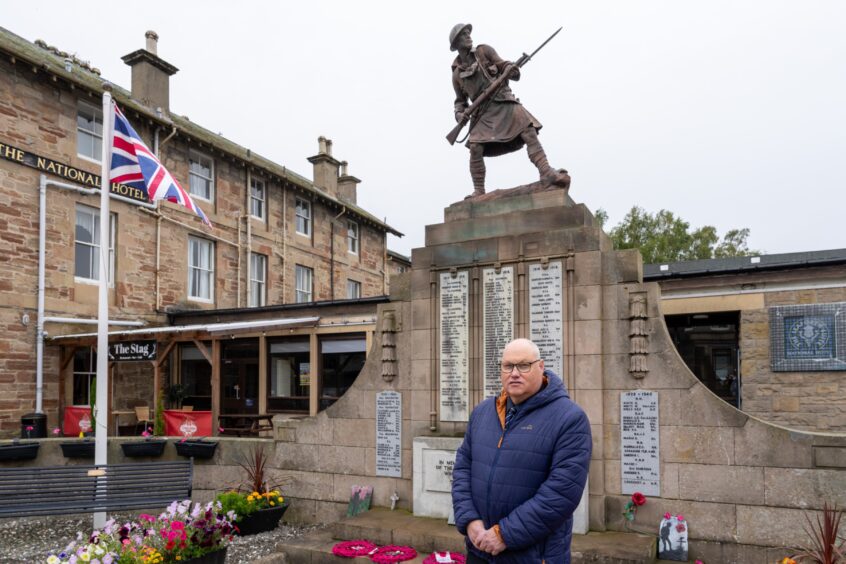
[0,442,39,462]
[120,439,167,457]
[60,441,95,458]
[174,439,218,459]
[236,502,289,536]
[184,546,227,564]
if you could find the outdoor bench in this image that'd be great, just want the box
[0,459,193,518]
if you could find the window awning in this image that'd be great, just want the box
[48,317,321,342]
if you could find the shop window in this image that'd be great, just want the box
[319,335,366,410]
[268,339,310,412]
[180,343,212,411]
[72,347,97,406]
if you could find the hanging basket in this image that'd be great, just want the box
[60,441,95,458]
[0,442,39,462]
[174,439,218,459]
[235,502,289,536]
[120,439,167,457]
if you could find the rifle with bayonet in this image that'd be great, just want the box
[446,27,562,146]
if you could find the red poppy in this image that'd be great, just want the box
[631,492,646,506]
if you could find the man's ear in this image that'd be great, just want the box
[538,359,545,372]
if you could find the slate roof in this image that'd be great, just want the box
[644,248,846,280]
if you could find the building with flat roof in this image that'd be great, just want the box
[645,248,846,432]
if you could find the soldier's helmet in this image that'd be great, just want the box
[449,23,473,51]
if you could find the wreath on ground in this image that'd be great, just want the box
[423,551,466,563]
[370,545,418,563]
[332,539,378,558]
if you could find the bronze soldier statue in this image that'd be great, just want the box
[449,23,569,198]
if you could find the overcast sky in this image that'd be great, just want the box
[5,1,845,258]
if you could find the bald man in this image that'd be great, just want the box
[452,338,592,563]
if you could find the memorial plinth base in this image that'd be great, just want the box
[412,437,462,518]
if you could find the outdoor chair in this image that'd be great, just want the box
[133,406,152,435]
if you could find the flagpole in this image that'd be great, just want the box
[94,83,114,530]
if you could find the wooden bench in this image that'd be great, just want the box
[0,460,193,518]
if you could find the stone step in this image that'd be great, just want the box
[276,508,660,564]
[331,508,464,554]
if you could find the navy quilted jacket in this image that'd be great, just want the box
[452,370,591,563]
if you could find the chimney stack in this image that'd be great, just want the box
[307,136,341,196]
[121,30,178,113]
[337,160,361,205]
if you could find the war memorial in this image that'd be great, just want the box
[0,21,844,564]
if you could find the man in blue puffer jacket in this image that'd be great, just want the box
[452,338,592,563]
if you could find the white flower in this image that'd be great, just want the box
[46,556,60,564]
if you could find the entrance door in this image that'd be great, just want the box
[221,339,259,414]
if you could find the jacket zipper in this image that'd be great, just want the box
[485,411,513,523]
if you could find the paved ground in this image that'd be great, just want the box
[0,512,323,563]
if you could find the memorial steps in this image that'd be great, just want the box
[273,507,661,563]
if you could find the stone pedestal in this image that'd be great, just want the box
[412,436,462,518]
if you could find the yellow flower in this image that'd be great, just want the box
[47,556,59,564]
[270,501,275,506]
[80,553,91,562]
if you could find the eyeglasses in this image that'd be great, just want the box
[500,360,541,374]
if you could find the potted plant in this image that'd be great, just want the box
[121,426,167,457]
[215,444,290,535]
[46,500,235,562]
[0,438,39,462]
[58,427,95,459]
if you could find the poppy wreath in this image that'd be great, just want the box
[370,545,418,563]
[332,539,378,558]
[423,551,466,564]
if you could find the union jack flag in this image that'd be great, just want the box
[110,104,211,227]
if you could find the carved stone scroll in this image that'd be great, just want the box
[628,292,649,379]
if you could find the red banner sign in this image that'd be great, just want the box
[63,406,93,436]
[163,410,213,437]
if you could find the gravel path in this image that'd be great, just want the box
[0,513,325,563]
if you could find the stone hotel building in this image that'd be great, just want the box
[0,26,404,436]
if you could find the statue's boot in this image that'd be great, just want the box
[530,149,571,188]
[466,147,486,198]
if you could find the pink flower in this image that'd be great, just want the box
[664,512,671,520]
[142,430,150,437]
[677,514,684,522]
[52,427,61,435]
[695,560,704,564]
[25,425,33,431]
[218,426,225,433]
[138,514,155,523]
[676,523,686,533]
[170,521,185,530]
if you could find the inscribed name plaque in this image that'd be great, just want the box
[376,391,402,477]
[529,262,564,375]
[621,390,660,496]
[483,267,514,398]
[440,271,469,421]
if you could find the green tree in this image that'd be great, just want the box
[595,206,759,264]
